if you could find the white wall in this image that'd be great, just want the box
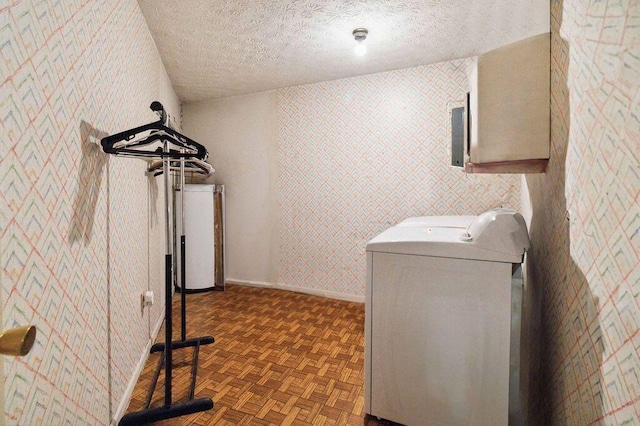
[182,92,280,285]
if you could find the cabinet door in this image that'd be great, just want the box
[468,33,550,170]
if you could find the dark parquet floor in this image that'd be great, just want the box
[125,284,402,425]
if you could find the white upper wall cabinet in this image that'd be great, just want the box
[466,33,551,174]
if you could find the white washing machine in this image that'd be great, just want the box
[365,209,529,426]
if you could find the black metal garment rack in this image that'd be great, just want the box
[102,102,215,425]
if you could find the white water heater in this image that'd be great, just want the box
[177,184,225,292]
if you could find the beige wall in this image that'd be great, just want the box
[277,61,523,298]
[523,0,640,423]
[0,0,178,423]
[182,91,280,286]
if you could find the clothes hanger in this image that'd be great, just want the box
[101,102,208,160]
[101,126,208,160]
[146,157,215,177]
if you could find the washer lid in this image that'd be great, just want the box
[397,215,477,228]
[367,209,529,263]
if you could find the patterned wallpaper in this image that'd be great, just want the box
[277,60,522,297]
[525,0,639,423]
[0,0,176,423]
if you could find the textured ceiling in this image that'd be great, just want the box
[138,0,549,103]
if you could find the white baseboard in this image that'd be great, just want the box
[111,306,165,425]
[226,278,365,303]
[226,278,273,288]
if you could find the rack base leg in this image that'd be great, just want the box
[151,335,214,353]
[119,397,213,426]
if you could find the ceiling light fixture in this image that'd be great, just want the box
[353,28,368,56]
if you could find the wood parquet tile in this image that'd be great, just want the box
[125,285,402,425]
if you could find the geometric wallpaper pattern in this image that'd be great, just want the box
[278,60,522,297]
[0,0,176,423]
[525,0,640,424]
[3,1,636,425]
